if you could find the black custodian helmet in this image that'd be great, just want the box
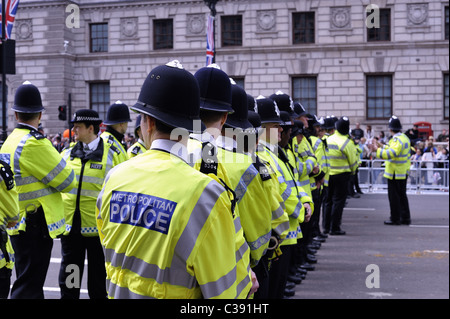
[388,115,402,130]
[131,60,201,133]
[12,81,45,113]
[194,64,234,113]
[255,95,282,124]
[225,81,252,129]
[104,100,132,125]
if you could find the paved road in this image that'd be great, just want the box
[293,193,449,299]
[10,193,449,299]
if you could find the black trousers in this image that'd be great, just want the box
[58,231,107,299]
[323,173,350,232]
[387,178,411,223]
[253,253,270,299]
[268,245,293,299]
[310,188,323,238]
[10,207,53,299]
[0,268,12,299]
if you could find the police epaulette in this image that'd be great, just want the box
[200,142,218,176]
[253,156,271,182]
[29,130,45,140]
[131,146,140,155]
[110,144,121,155]
[107,135,115,145]
[0,160,15,191]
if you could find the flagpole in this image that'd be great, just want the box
[204,0,219,64]
[2,0,7,143]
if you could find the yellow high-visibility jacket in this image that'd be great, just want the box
[61,138,119,236]
[217,140,274,268]
[0,125,76,238]
[0,161,19,270]
[97,139,238,299]
[188,134,251,299]
[257,141,305,246]
[327,131,358,176]
[127,139,147,159]
[376,133,411,180]
[100,131,129,164]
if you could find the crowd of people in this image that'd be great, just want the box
[0,60,448,300]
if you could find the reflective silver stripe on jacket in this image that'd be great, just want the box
[105,179,236,298]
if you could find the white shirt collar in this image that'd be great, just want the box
[217,135,237,152]
[150,139,189,163]
[18,122,38,131]
[83,137,100,153]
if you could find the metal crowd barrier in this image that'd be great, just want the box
[357,159,449,194]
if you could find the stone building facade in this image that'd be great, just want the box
[1,0,449,137]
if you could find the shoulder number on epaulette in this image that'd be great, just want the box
[0,160,15,191]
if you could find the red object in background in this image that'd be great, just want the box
[413,121,434,140]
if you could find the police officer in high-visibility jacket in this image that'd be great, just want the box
[323,116,358,235]
[368,116,411,225]
[193,65,256,299]
[0,81,76,299]
[100,101,131,164]
[59,109,117,299]
[96,60,238,299]
[0,160,19,299]
[256,96,310,299]
[127,115,147,158]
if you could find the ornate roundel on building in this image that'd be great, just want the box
[187,14,205,35]
[331,7,351,29]
[121,18,138,38]
[407,4,428,25]
[257,10,276,31]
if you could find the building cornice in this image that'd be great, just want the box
[15,40,449,63]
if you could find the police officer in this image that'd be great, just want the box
[256,96,308,298]
[323,116,358,235]
[369,116,412,225]
[96,60,238,299]
[320,116,335,234]
[0,160,19,299]
[193,65,256,298]
[127,115,147,158]
[100,100,132,163]
[0,81,76,299]
[59,109,115,299]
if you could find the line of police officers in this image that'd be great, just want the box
[0,60,411,299]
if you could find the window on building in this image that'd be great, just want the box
[221,15,242,47]
[89,82,110,121]
[444,73,449,120]
[153,19,173,50]
[232,77,245,89]
[90,23,108,52]
[293,12,315,44]
[445,6,449,40]
[367,8,390,42]
[292,76,317,115]
[366,74,392,120]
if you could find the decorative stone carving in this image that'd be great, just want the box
[330,7,351,29]
[16,19,33,40]
[257,10,276,32]
[187,14,205,35]
[120,17,138,38]
[407,3,428,26]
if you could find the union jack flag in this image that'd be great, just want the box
[0,0,20,42]
[206,15,215,66]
